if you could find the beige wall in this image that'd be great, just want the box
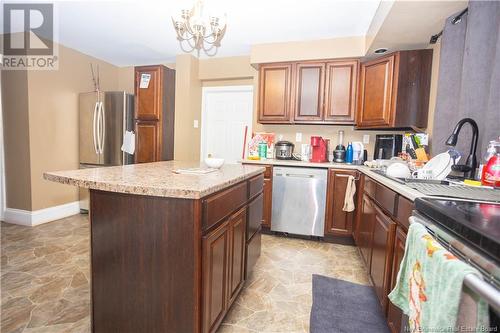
[250,36,366,65]
[1,70,32,210]
[174,54,202,161]
[2,41,122,211]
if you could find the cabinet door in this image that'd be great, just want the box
[262,179,272,228]
[357,54,396,128]
[387,227,407,333]
[228,208,246,306]
[135,66,162,121]
[359,194,375,269]
[247,193,263,240]
[324,169,358,237]
[324,61,358,123]
[135,121,159,163]
[258,64,293,123]
[370,205,396,312]
[202,221,230,333]
[294,62,325,122]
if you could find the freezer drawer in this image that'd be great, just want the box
[271,167,327,237]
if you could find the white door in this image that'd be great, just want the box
[201,86,253,164]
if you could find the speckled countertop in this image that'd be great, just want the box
[241,159,424,201]
[44,161,265,199]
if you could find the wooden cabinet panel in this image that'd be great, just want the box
[370,205,396,312]
[258,64,293,123]
[294,63,325,122]
[202,221,230,333]
[387,227,407,333]
[247,194,263,240]
[228,208,246,306]
[248,174,264,200]
[357,54,395,128]
[262,179,273,228]
[135,66,162,121]
[325,169,358,237]
[359,194,375,269]
[324,61,358,123]
[202,182,248,231]
[395,196,413,230]
[135,121,159,163]
[245,230,261,279]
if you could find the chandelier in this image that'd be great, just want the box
[172,0,227,57]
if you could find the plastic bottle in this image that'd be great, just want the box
[345,142,353,164]
[478,140,500,180]
[481,153,500,187]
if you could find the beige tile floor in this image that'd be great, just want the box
[1,214,370,333]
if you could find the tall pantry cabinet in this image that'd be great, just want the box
[134,65,176,163]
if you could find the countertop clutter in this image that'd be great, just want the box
[44,161,265,199]
[242,158,424,201]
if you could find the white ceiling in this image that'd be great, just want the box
[3,0,382,66]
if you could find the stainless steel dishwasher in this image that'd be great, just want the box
[271,166,328,237]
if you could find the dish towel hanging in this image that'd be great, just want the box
[388,223,489,332]
[342,176,356,212]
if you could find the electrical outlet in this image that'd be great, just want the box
[193,120,199,128]
[295,132,302,142]
[363,134,370,144]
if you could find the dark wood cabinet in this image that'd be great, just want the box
[134,65,175,163]
[258,64,293,123]
[258,59,358,125]
[324,60,358,123]
[371,205,396,312]
[262,179,272,229]
[202,220,230,333]
[387,226,407,333]
[359,193,375,269]
[228,208,247,306]
[324,169,359,237]
[357,50,432,129]
[134,121,159,163]
[294,62,325,122]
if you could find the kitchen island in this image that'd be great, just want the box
[44,161,266,333]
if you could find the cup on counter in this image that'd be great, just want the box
[301,144,311,162]
[412,168,433,180]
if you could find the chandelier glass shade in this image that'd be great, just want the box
[172,0,227,56]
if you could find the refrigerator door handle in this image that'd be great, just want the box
[99,101,106,155]
[92,101,99,154]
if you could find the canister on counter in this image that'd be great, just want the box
[258,142,267,159]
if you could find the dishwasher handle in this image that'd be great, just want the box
[275,173,315,178]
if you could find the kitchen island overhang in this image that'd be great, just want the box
[44,161,265,333]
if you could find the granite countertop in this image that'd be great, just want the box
[241,158,424,201]
[44,161,265,199]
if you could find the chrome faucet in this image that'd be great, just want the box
[445,118,479,179]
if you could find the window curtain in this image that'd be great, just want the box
[432,1,500,159]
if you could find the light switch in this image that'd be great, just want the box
[363,134,370,144]
[296,133,302,142]
[193,120,199,128]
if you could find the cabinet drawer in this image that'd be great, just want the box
[203,182,248,231]
[395,196,413,230]
[248,174,264,199]
[364,177,376,199]
[374,183,397,216]
[245,230,261,279]
[247,193,263,240]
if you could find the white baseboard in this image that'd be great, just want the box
[3,201,80,226]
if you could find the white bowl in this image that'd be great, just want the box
[204,157,225,169]
[386,162,411,179]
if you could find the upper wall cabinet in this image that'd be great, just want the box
[258,64,293,123]
[294,62,325,122]
[356,50,433,130]
[258,60,359,125]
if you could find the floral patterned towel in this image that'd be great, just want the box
[388,222,489,332]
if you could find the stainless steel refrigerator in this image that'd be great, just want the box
[79,91,134,211]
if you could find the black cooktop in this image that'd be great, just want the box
[415,198,500,264]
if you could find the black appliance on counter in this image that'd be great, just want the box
[275,141,294,160]
[374,134,403,160]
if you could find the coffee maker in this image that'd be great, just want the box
[310,136,329,162]
[374,134,403,160]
